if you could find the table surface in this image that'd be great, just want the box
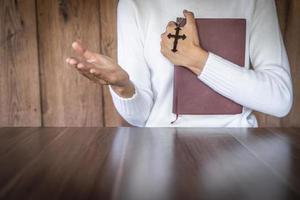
[0,127,299,200]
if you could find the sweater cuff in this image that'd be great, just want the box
[108,84,142,116]
[108,85,137,100]
[198,52,245,101]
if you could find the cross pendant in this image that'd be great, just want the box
[168,26,187,53]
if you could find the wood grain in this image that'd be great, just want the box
[0,0,41,126]
[0,128,300,199]
[99,0,129,127]
[268,128,300,190]
[276,0,290,35]
[0,0,299,127]
[229,128,300,192]
[281,0,300,127]
[36,0,104,126]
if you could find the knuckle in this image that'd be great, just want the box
[160,38,166,44]
[189,12,195,17]
[167,21,176,29]
[168,21,174,26]
[93,70,101,76]
[109,76,117,83]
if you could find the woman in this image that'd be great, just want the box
[66,0,293,127]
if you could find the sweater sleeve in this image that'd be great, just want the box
[109,0,154,126]
[198,0,293,118]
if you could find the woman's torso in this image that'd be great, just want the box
[132,0,259,127]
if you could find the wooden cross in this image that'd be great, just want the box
[168,26,187,53]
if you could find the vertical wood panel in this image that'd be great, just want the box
[37,0,104,126]
[99,0,130,127]
[0,0,41,126]
[282,0,300,127]
[276,0,290,35]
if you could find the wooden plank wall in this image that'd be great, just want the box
[37,0,104,127]
[0,0,41,126]
[0,0,299,127]
[99,0,127,126]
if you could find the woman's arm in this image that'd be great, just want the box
[109,0,154,126]
[197,0,293,117]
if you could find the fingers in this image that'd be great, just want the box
[161,20,177,39]
[66,57,92,80]
[166,21,177,33]
[160,39,173,54]
[161,40,176,55]
[66,57,108,84]
[71,40,97,61]
[183,9,196,26]
[66,57,89,72]
[66,57,95,76]
[89,67,110,85]
[66,57,80,67]
[66,57,94,71]
[167,21,177,28]
[67,41,110,85]
[66,57,91,78]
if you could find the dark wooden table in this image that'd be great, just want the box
[0,128,300,200]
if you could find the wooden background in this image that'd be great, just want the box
[0,0,299,127]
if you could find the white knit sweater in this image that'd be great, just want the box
[108,0,293,127]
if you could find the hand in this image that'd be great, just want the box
[160,10,208,76]
[66,40,135,98]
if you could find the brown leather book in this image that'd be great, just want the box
[172,18,246,118]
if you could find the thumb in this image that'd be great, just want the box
[183,10,200,45]
[183,10,196,27]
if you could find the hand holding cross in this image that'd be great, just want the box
[160,10,209,76]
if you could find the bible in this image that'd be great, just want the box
[172,18,246,121]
